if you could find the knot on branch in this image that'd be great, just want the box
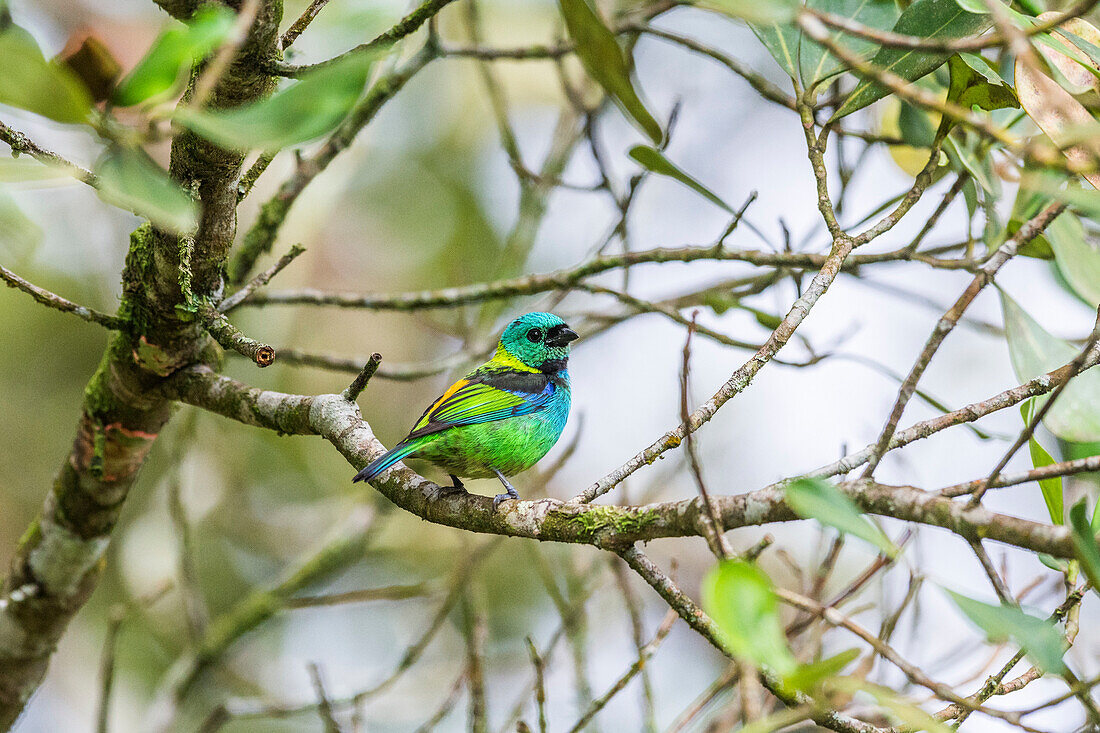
[201,306,275,367]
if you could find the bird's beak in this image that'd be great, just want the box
[546,326,579,347]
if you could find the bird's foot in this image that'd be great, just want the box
[435,475,468,500]
[490,468,521,511]
[492,485,521,510]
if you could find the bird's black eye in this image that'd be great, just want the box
[526,328,543,343]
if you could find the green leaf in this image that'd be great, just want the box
[1045,209,1100,306]
[946,589,1067,673]
[826,679,955,733]
[1022,172,1100,219]
[898,101,936,147]
[628,145,732,212]
[1021,399,1063,524]
[1038,553,1070,572]
[558,0,662,144]
[1000,289,1100,442]
[944,135,998,197]
[736,707,816,733]
[702,0,798,24]
[94,146,198,234]
[831,0,992,120]
[948,53,1019,111]
[1069,499,1100,592]
[702,560,798,676]
[1093,499,1100,534]
[0,26,92,124]
[785,477,898,557]
[1008,186,1055,259]
[784,648,861,692]
[173,51,374,152]
[749,0,899,91]
[113,6,237,107]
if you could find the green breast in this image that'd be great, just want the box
[411,411,566,478]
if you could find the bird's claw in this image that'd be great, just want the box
[492,486,521,510]
[435,483,467,500]
[434,475,467,501]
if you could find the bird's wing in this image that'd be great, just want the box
[404,370,555,440]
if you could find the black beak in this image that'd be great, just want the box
[546,326,579,347]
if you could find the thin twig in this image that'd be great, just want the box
[679,311,729,558]
[525,639,548,733]
[565,610,678,733]
[94,607,126,733]
[0,119,96,185]
[285,582,429,608]
[202,306,275,366]
[969,306,1100,506]
[940,454,1100,497]
[273,0,456,76]
[281,0,333,49]
[342,353,383,402]
[307,662,343,733]
[260,346,462,381]
[860,203,1066,479]
[219,243,306,313]
[1,264,125,329]
[412,670,467,733]
[461,595,488,733]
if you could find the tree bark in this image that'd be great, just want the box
[0,2,283,727]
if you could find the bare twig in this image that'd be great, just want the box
[307,663,343,733]
[273,0,456,76]
[679,312,729,558]
[1,264,125,329]
[342,353,383,402]
[285,582,429,608]
[860,203,1067,478]
[525,639,548,733]
[202,306,275,366]
[0,120,96,185]
[565,610,678,733]
[461,595,488,733]
[219,243,306,313]
[280,0,333,49]
[969,307,1100,506]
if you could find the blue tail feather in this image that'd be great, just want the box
[352,441,418,483]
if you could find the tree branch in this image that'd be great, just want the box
[0,1,285,725]
[236,243,971,311]
[0,264,125,329]
[861,202,1067,478]
[271,0,457,76]
[162,366,1079,559]
[576,234,857,503]
[0,120,96,186]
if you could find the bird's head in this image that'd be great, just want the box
[497,312,578,372]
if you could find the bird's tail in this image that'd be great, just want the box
[352,441,419,483]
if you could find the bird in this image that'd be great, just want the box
[352,312,578,508]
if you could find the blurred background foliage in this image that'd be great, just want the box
[2,0,1100,731]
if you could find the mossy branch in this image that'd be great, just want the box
[163,366,1079,559]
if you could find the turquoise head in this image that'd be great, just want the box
[497,312,578,372]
